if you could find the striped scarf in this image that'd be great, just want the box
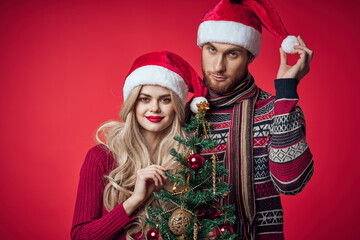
[207,73,259,239]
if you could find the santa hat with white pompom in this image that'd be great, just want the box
[123,51,208,113]
[197,0,299,57]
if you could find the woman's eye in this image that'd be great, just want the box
[139,97,150,102]
[161,98,171,103]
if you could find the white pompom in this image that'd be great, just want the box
[281,35,299,53]
[190,97,208,113]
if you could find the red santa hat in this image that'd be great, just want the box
[197,0,299,57]
[123,51,208,113]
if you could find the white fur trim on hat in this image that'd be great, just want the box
[123,65,188,104]
[190,97,208,114]
[197,20,262,57]
[281,35,299,53]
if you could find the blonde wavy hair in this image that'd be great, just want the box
[96,85,186,239]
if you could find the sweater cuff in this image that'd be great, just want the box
[275,78,299,100]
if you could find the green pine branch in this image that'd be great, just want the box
[145,114,238,239]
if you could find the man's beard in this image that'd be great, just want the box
[202,71,246,95]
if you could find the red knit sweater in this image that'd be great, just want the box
[71,145,143,240]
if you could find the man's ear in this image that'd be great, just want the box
[248,53,255,64]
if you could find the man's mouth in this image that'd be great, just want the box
[210,74,227,82]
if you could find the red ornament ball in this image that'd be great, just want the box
[187,153,204,170]
[147,228,159,240]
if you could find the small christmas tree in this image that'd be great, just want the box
[145,102,238,240]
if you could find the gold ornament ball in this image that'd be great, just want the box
[168,209,192,235]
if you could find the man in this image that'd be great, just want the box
[196,0,314,239]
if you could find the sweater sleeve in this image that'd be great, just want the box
[268,79,314,195]
[71,145,135,240]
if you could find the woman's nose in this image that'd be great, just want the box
[150,100,161,112]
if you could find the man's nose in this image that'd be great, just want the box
[214,55,226,73]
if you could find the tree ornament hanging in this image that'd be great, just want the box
[187,153,204,170]
[215,225,234,238]
[172,182,185,194]
[168,208,192,235]
[146,228,159,240]
[219,225,234,234]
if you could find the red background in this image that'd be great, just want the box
[0,0,359,239]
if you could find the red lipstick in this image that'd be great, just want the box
[146,116,164,122]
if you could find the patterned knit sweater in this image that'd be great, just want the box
[201,79,314,239]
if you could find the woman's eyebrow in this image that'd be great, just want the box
[139,93,171,98]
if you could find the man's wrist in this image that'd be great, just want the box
[275,78,299,100]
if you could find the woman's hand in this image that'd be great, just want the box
[123,165,168,216]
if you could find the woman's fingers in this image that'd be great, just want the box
[137,165,168,186]
[129,165,169,204]
[137,170,160,186]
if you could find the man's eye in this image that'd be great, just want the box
[209,47,216,52]
[229,52,238,57]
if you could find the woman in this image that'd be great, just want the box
[71,51,207,240]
